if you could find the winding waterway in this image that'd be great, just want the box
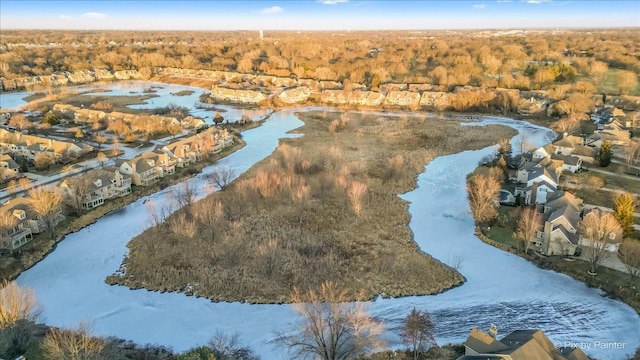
[4,83,640,359]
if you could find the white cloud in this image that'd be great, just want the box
[258,6,284,14]
[525,0,551,3]
[473,4,486,9]
[81,12,108,19]
[318,0,349,4]
[58,15,72,20]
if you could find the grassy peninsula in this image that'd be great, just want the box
[107,110,517,303]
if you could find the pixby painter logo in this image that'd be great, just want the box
[558,340,626,351]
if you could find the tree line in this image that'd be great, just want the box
[1,29,638,95]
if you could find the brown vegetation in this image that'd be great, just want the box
[108,110,516,303]
[2,29,638,97]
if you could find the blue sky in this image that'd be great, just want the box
[1,1,638,30]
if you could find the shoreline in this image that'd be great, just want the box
[0,136,248,282]
[107,110,517,304]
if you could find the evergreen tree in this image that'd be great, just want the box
[598,141,613,167]
[613,192,636,237]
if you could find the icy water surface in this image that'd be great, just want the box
[11,84,640,359]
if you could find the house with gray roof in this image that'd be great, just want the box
[59,167,132,210]
[0,197,64,252]
[459,326,590,360]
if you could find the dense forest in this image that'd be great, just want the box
[1,29,638,95]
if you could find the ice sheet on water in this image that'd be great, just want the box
[15,104,640,360]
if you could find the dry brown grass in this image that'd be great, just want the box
[109,111,516,303]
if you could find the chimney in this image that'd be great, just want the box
[489,324,498,339]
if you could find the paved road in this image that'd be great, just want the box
[585,166,640,181]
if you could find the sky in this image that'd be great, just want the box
[0,0,638,31]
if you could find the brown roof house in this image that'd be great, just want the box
[210,86,267,104]
[459,325,590,360]
[0,197,64,253]
[278,86,311,104]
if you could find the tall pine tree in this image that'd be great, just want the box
[613,193,636,237]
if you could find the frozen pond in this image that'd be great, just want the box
[9,83,640,359]
[0,81,270,125]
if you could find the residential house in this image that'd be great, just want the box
[541,202,581,256]
[93,68,115,80]
[59,167,132,210]
[116,150,175,186]
[114,70,142,80]
[518,90,549,115]
[278,86,311,104]
[349,91,385,107]
[535,191,585,256]
[1,78,17,91]
[0,128,91,161]
[578,208,623,253]
[180,116,207,131]
[0,154,20,182]
[66,70,95,84]
[0,197,64,252]
[321,90,349,105]
[383,91,421,108]
[319,81,342,90]
[420,91,451,110]
[50,73,69,86]
[408,83,439,92]
[459,326,590,360]
[380,83,408,92]
[210,86,267,104]
[161,127,233,167]
[532,144,557,161]
[515,165,558,205]
[271,77,297,88]
[550,154,582,173]
[588,119,631,147]
[297,78,321,90]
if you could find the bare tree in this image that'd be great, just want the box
[167,123,183,139]
[0,281,42,329]
[619,239,640,284]
[579,209,623,275]
[146,199,174,227]
[111,137,121,159]
[347,181,367,221]
[514,207,542,254]
[401,308,436,360]
[467,175,500,228]
[8,114,32,131]
[65,178,93,216]
[172,181,198,210]
[207,331,259,360]
[623,140,640,170]
[278,282,385,360]
[33,152,55,171]
[93,134,107,150]
[96,151,108,168]
[207,166,236,191]
[552,118,580,137]
[40,322,106,360]
[27,186,63,239]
